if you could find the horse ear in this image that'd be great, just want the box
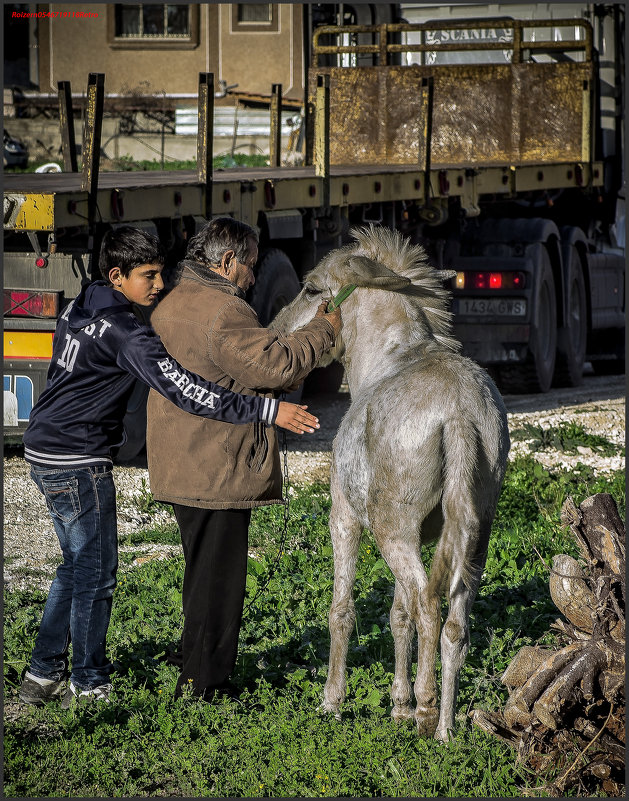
[346,256,412,290]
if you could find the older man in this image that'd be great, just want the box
[146,216,341,701]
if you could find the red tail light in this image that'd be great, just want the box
[4,290,61,318]
[455,271,526,290]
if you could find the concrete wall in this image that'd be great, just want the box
[33,3,304,102]
[5,115,295,166]
[37,3,208,96]
[5,3,306,165]
[217,3,304,101]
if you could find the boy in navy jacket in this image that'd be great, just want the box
[19,226,319,708]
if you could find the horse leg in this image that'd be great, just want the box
[373,506,441,738]
[412,585,441,737]
[432,522,490,742]
[322,480,362,718]
[389,580,414,721]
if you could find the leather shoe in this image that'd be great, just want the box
[203,680,242,702]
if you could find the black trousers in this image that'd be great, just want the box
[171,504,251,699]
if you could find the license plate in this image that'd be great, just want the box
[455,298,527,316]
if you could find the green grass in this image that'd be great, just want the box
[510,421,624,457]
[4,456,624,797]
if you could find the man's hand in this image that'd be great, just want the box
[275,403,320,434]
[314,300,342,338]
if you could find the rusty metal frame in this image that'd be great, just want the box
[314,74,331,207]
[80,73,104,274]
[309,16,594,171]
[57,81,78,173]
[197,72,214,219]
[312,18,592,66]
[270,83,282,168]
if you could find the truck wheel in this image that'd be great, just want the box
[553,246,586,387]
[498,246,557,393]
[249,248,301,327]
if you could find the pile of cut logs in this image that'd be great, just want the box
[472,493,625,796]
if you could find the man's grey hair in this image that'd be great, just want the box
[186,216,259,267]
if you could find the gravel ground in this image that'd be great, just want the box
[3,372,625,593]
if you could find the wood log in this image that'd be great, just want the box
[532,645,606,729]
[598,669,625,702]
[549,554,597,633]
[501,646,556,689]
[561,493,625,606]
[472,494,625,797]
[573,716,626,759]
[503,641,584,728]
[469,709,521,747]
[550,617,591,641]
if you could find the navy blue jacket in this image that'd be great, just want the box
[23,282,278,468]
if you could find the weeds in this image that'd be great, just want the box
[510,422,624,457]
[4,457,624,797]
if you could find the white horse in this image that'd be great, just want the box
[272,225,510,740]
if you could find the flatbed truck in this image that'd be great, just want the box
[4,7,624,453]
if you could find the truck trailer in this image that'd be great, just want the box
[3,3,624,453]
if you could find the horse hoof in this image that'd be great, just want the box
[415,705,439,737]
[318,703,342,721]
[435,726,454,743]
[391,704,414,722]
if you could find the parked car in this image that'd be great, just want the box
[3,129,28,168]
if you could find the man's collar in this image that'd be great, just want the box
[177,258,245,298]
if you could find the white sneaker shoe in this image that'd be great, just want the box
[61,681,112,709]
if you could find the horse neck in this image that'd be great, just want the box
[342,297,434,395]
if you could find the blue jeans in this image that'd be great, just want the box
[29,464,118,690]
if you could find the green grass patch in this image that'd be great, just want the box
[4,457,624,797]
[510,421,624,456]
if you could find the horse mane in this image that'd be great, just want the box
[351,225,461,353]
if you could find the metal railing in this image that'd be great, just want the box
[312,18,593,66]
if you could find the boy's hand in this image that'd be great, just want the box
[275,403,319,434]
[314,300,342,337]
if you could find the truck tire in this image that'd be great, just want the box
[553,246,586,387]
[249,248,302,327]
[498,246,557,393]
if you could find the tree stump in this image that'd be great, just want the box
[472,493,625,796]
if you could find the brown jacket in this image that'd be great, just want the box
[146,260,335,509]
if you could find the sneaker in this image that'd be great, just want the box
[61,681,112,709]
[19,671,66,705]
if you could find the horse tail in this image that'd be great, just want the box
[429,417,483,596]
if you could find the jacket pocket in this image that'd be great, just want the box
[40,477,81,523]
[246,422,269,473]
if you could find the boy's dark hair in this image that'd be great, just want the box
[185,217,258,268]
[98,227,166,282]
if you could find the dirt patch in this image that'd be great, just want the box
[3,372,624,591]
